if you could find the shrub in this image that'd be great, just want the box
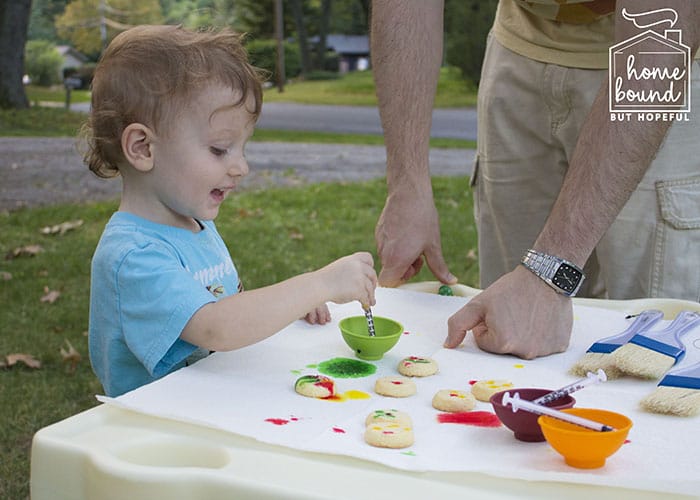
[246,39,301,82]
[24,40,64,86]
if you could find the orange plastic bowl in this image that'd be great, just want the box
[538,408,632,469]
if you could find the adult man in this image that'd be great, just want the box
[371,0,699,358]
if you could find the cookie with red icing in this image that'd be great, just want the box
[432,389,476,412]
[364,422,414,449]
[374,376,417,397]
[397,356,438,377]
[294,374,335,399]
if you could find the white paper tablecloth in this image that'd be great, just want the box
[100,287,700,496]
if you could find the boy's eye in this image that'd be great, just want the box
[209,146,228,156]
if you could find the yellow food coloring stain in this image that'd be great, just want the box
[326,390,371,402]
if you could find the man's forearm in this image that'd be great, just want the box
[535,0,699,266]
[371,0,444,190]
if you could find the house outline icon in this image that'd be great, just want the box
[609,29,691,113]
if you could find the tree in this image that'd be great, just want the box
[444,0,497,85]
[25,40,64,86]
[29,0,70,42]
[55,0,163,56]
[0,0,32,109]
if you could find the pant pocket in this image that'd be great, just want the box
[652,174,700,300]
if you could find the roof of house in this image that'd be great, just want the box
[56,45,89,64]
[311,34,369,55]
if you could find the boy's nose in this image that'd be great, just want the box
[229,156,249,177]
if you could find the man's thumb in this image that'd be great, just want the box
[444,301,483,348]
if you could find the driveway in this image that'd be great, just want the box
[0,137,474,211]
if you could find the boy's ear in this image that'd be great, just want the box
[122,123,155,172]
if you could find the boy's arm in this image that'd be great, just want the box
[180,252,376,351]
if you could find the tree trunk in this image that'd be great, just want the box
[0,0,32,109]
[315,0,332,70]
[289,0,310,77]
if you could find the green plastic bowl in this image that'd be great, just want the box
[339,315,403,360]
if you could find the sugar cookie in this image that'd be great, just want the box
[365,409,413,427]
[364,422,414,449]
[374,376,417,397]
[294,374,335,399]
[397,356,438,377]
[471,379,514,402]
[432,389,476,412]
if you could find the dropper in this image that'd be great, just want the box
[502,392,615,432]
[532,369,607,405]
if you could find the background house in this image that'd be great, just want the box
[56,45,88,74]
[311,34,369,73]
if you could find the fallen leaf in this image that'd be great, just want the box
[40,219,83,235]
[466,249,477,260]
[289,231,304,240]
[0,271,11,281]
[3,353,42,369]
[41,286,61,304]
[60,340,81,373]
[5,244,44,260]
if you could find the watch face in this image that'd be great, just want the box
[552,264,583,294]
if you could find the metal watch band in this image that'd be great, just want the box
[520,249,585,297]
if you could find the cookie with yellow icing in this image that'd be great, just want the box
[471,379,514,402]
[364,422,414,449]
[374,376,417,398]
[431,389,476,412]
[397,356,438,377]
[365,409,413,427]
[294,374,335,399]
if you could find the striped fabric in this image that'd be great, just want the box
[513,0,615,23]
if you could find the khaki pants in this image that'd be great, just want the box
[473,37,700,301]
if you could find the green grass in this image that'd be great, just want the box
[0,176,478,499]
[264,67,476,107]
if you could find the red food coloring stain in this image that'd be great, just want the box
[391,381,404,385]
[403,331,410,335]
[265,416,300,426]
[265,418,289,426]
[437,411,502,427]
[624,439,631,444]
[468,380,477,385]
[332,427,346,433]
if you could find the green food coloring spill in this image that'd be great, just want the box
[317,357,376,378]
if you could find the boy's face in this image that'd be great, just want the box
[140,85,256,228]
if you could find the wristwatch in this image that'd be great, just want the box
[520,249,585,297]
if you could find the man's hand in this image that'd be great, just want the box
[444,266,572,359]
[375,187,457,287]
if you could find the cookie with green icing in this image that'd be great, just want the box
[294,374,336,399]
[397,356,438,377]
[365,408,413,427]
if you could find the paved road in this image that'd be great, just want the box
[0,137,474,211]
[70,102,478,140]
[256,103,477,140]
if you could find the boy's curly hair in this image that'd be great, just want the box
[81,25,265,178]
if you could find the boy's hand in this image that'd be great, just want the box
[320,252,378,306]
[303,304,331,325]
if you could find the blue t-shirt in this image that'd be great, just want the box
[89,212,241,396]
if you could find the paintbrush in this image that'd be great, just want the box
[611,310,700,380]
[640,361,700,417]
[362,304,376,337]
[569,309,663,379]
